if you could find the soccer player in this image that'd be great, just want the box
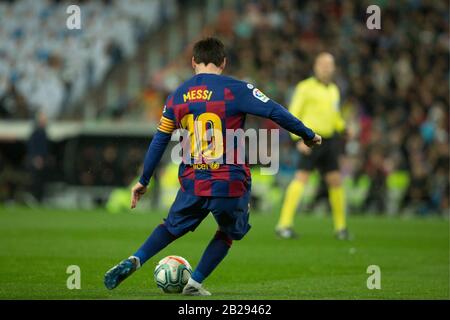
[276,52,349,240]
[104,38,321,296]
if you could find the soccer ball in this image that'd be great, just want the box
[154,255,192,293]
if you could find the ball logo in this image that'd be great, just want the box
[252,88,269,103]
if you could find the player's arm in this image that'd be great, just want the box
[235,83,321,146]
[131,107,176,209]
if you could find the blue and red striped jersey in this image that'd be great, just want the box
[139,73,315,197]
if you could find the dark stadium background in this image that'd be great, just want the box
[1,0,448,215]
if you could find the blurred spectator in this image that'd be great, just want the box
[0,83,29,119]
[26,112,49,202]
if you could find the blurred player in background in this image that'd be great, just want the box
[104,37,321,296]
[276,53,349,240]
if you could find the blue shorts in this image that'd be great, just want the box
[163,189,251,240]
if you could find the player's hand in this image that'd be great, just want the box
[296,140,312,155]
[131,182,147,209]
[304,134,322,149]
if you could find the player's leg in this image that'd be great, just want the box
[325,170,349,239]
[321,136,349,239]
[132,224,177,267]
[182,229,232,296]
[104,190,208,290]
[104,225,178,290]
[276,170,310,238]
[183,192,251,296]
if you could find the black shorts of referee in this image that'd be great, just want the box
[298,134,343,174]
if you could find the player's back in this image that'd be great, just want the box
[158,72,315,198]
[161,73,251,198]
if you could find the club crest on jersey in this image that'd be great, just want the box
[252,88,269,103]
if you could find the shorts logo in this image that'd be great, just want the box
[252,88,269,103]
[247,83,254,89]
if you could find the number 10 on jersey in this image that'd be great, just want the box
[180,112,224,161]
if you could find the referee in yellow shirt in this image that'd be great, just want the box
[276,52,349,240]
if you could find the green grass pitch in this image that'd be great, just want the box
[0,207,448,299]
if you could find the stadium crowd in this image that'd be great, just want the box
[0,0,165,119]
[143,0,449,215]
